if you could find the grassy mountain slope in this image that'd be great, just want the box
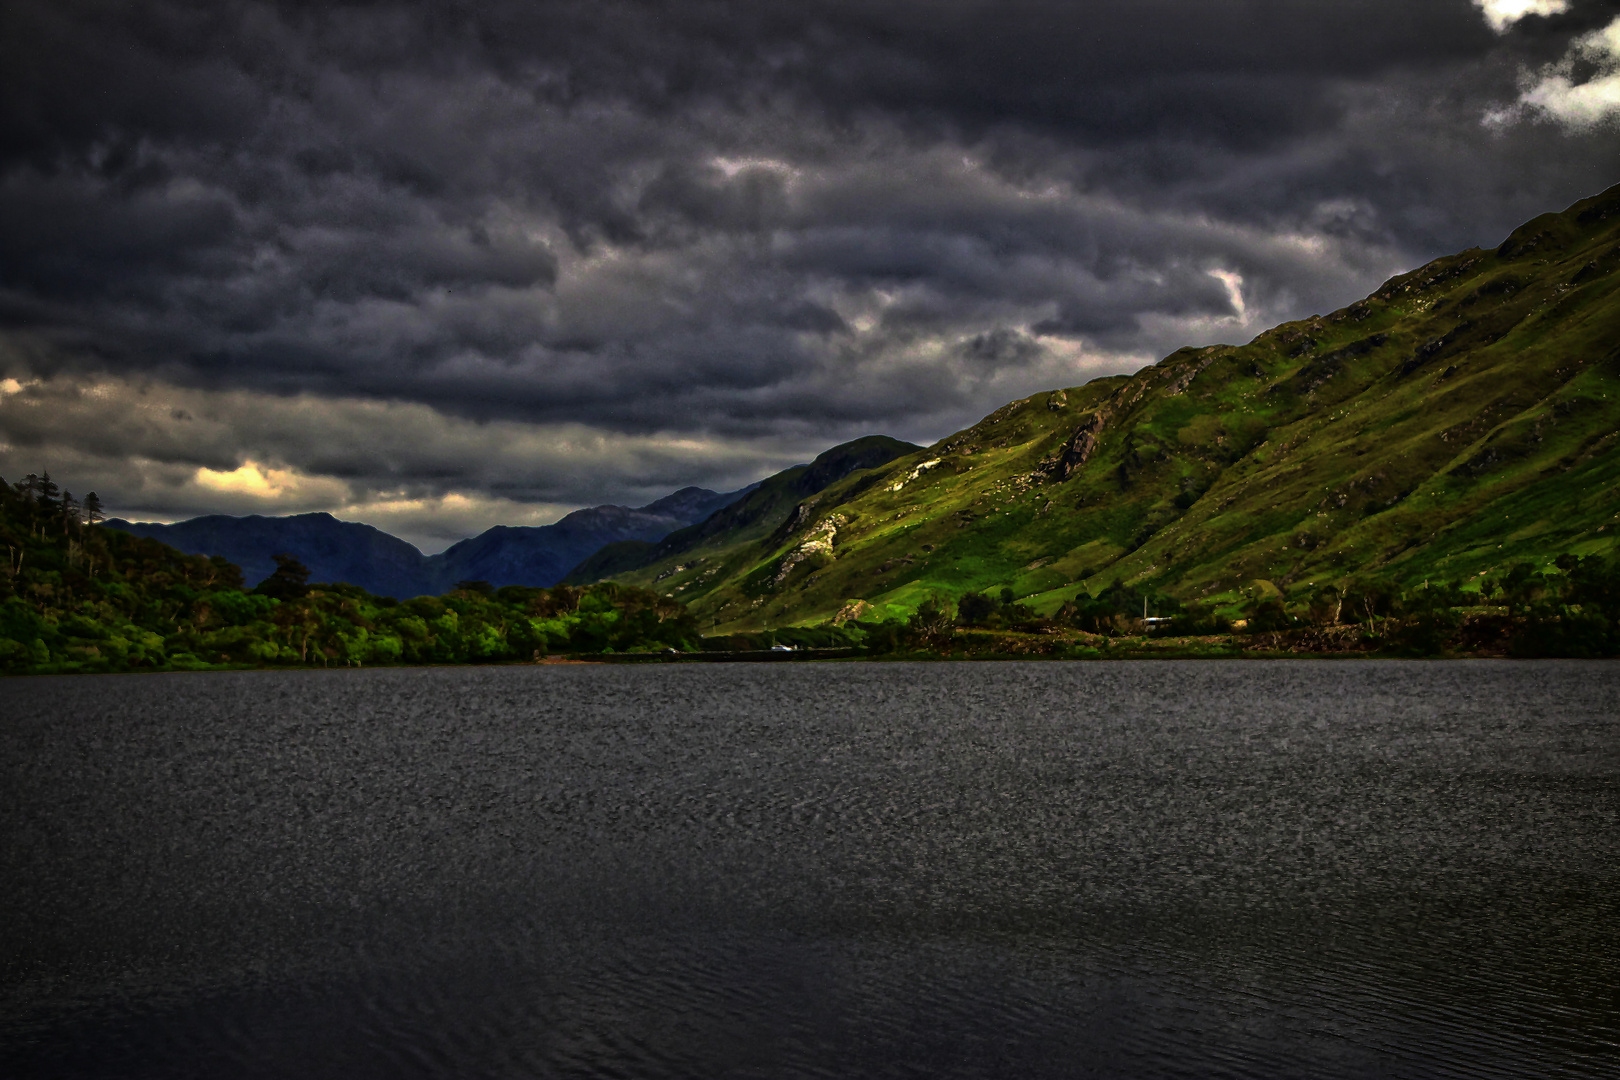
[597,183,1620,631]
[563,435,920,585]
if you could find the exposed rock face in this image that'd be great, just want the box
[889,459,942,492]
[1162,347,1220,395]
[776,495,823,539]
[1039,410,1110,482]
[833,599,871,624]
[773,515,846,585]
[1036,364,1172,483]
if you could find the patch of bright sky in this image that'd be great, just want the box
[1484,14,1620,129]
[1473,0,1570,34]
[1208,269,1251,325]
[183,462,576,552]
[1517,17,1620,129]
[710,156,800,179]
[193,461,341,501]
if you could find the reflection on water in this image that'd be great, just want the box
[2,660,1616,1078]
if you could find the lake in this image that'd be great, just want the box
[2,660,1616,1078]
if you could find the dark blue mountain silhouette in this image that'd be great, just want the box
[107,485,753,597]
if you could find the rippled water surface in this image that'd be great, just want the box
[2,660,1617,1078]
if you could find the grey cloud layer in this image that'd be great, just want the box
[2,0,1618,525]
[0,370,808,547]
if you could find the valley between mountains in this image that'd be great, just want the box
[18,181,1613,669]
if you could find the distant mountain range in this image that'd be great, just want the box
[106,485,755,597]
[427,485,756,594]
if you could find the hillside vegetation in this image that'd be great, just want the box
[582,184,1620,645]
[564,435,919,587]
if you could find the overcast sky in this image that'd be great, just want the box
[2,0,1618,550]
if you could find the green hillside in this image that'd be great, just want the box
[563,434,919,587]
[587,184,1620,635]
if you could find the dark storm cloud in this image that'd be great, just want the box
[2,0,1619,530]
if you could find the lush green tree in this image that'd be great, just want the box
[907,595,954,647]
[956,591,996,626]
[255,554,311,600]
[1305,584,1342,625]
[1245,596,1291,633]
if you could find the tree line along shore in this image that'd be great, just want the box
[4,470,1616,676]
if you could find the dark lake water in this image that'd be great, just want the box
[2,660,1617,1078]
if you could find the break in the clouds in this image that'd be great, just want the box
[1510,14,1620,127]
[2,1,1618,541]
[0,369,804,550]
[1475,0,1572,33]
